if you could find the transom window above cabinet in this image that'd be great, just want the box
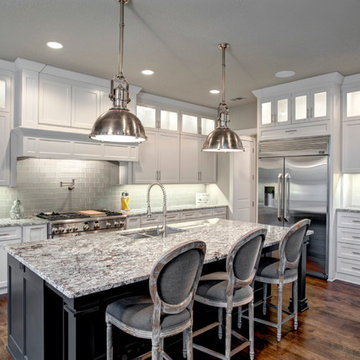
[346,90,360,119]
[136,104,215,135]
[0,80,6,110]
[201,118,216,135]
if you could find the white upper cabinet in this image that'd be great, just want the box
[71,85,100,129]
[253,72,343,140]
[0,71,12,186]
[260,96,290,126]
[342,75,360,173]
[180,134,216,183]
[293,89,329,123]
[133,130,180,184]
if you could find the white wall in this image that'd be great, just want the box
[229,102,257,130]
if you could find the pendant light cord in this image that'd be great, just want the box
[118,0,125,77]
[222,45,226,104]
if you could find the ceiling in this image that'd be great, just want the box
[1,0,360,108]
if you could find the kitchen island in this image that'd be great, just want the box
[5,219,310,360]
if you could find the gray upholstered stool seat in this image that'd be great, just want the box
[193,229,267,360]
[106,295,191,334]
[256,257,297,281]
[196,277,253,305]
[105,240,206,360]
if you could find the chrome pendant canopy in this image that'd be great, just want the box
[202,43,244,152]
[90,0,146,143]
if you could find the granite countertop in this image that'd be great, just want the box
[0,217,48,228]
[126,204,227,216]
[6,219,299,299]
[337,207,360,214]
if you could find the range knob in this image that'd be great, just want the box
[52,227,59,235]
[94,222,100,230]
[83,224,90,231]
[58,227,65,233]
[66,227,73,233]
[72,225,78,232]
[106,222,112,228]
[114,221,120,228]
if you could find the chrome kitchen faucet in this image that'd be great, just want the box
[146,182,167,238]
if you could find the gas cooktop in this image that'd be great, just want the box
[36,210,123,221]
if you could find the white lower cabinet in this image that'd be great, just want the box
[126,206,227,230]
[23,224,47,243]
[0,226,22,294]
[336,211,360,285]
[0,224,47,294]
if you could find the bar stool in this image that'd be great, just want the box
[193,228,267,360]
[105,240,206,360]
[252,219,310,342]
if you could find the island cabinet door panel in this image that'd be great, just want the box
[7,255,44,360]
[157,132,179,183]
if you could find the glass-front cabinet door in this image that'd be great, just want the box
[345,89,360,120]
[260,97,290,126]
[275,96,290,125]
[293,89,329,123]
[136,105,156,129]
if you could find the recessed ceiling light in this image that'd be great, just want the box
[275,70,296,78]
[209,89,220,94]
[46,41,63,49]
[141,69,154,75]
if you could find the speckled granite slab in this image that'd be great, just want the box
[0,217,48,228]
[6,219,304,299]
[127,204,227,216]
[337,207,360,214]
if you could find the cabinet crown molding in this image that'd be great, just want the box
[252,72,344,99]
[14,58,46,72]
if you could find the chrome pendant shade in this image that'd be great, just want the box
[202,43,244,152]
[90,0,146,143]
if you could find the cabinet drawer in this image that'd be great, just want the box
[197,209,214,218]
[337,227,360,244]
[337,212,360,229]
[336,257,360,278]
[213,207,227,218]
[337,242,360,261]
[140,214,162,227]
[166,212,182,223]
[126,217,141,230]
[0,227,22,242]
[181,210,198,220]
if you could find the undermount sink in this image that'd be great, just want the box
[143,226,186,237]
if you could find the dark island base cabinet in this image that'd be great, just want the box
[7,255,44,360]
[7,240,309,360]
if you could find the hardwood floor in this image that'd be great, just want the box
[1,277,360,359]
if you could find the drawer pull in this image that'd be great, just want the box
[352,220,360,223]
[352,236,360,239]
[0,234,10,237]
[352,252,360,255]
[285,129,297,133]
[352,267,360,271]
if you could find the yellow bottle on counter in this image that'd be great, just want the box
[121,192,130,211]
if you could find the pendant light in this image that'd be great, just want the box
[202,43,244,152]
[90,0,146,143]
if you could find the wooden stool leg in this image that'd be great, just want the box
[249,300,255,360]
[185,326,193,360]
[218,307,223,340]
[106,321,112,360]
[293,280,298,330]
[225,309,232,360]
[238,306,242,329]
[277,282,283,342]
[262,283,267,316]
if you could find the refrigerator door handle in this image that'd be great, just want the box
[284,173,291,222]
[277,173,283,221]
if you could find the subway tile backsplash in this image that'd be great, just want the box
[0,159,226,218]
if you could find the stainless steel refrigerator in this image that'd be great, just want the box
[258,136,329,279]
